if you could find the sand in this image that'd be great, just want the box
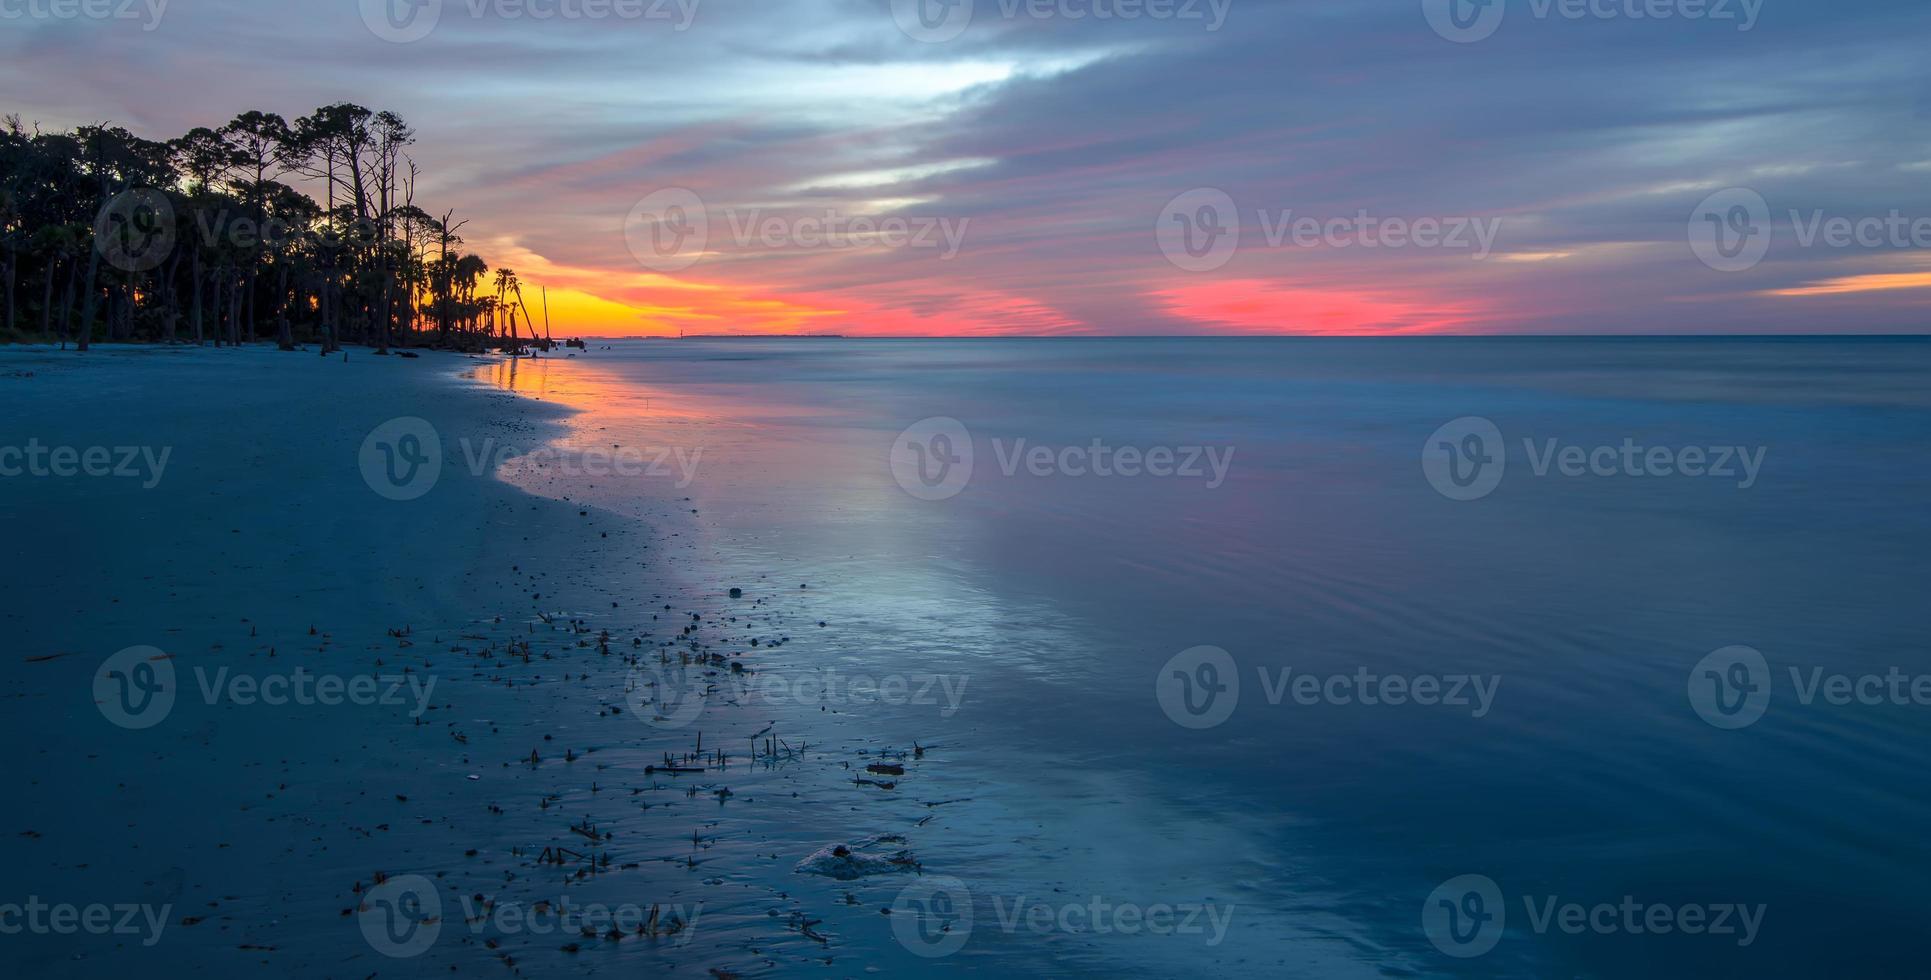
[0,343,1305,980]
[0,344,940,977]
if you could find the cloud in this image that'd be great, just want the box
[5,0,1929,333]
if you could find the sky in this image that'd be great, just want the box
[4,0,1929,336]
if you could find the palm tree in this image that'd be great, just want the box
[493,267,521,346]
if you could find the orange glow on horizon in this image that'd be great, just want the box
[1151,279,1483,335]
[484,236,1487,337]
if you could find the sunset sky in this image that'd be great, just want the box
[5,0,1929,336]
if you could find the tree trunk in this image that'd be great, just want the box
[245,264,258,342]
[210,271,224,347]
[320,272,335,352]
[161,252,180,343]
[75,240,102,351]
[191,253,204,345]
[58,259,77,348]
[3,249,16,337]
[39,259,55,338]
[115,275,135,341]
[375,266,393,354]
[275,262,293,350]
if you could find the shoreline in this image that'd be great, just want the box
[0,341,1319,979]
[0,344,763,975]
[0,342,1072,977]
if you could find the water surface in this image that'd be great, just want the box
[482,337,1931,977]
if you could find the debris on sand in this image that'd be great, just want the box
[794,834,921,880]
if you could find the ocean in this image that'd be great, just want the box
[476,336,1931,977]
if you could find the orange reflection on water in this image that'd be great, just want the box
[467,349,838,432]
[470,354,746,429]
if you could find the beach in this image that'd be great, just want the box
[5,339,1931,978]
[0,344,1275,979]
[0,345,880,976]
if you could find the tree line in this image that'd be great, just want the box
[0,105,554,352]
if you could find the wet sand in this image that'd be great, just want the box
[0,346,963,977]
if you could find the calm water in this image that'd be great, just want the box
[482,337,1931,977]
